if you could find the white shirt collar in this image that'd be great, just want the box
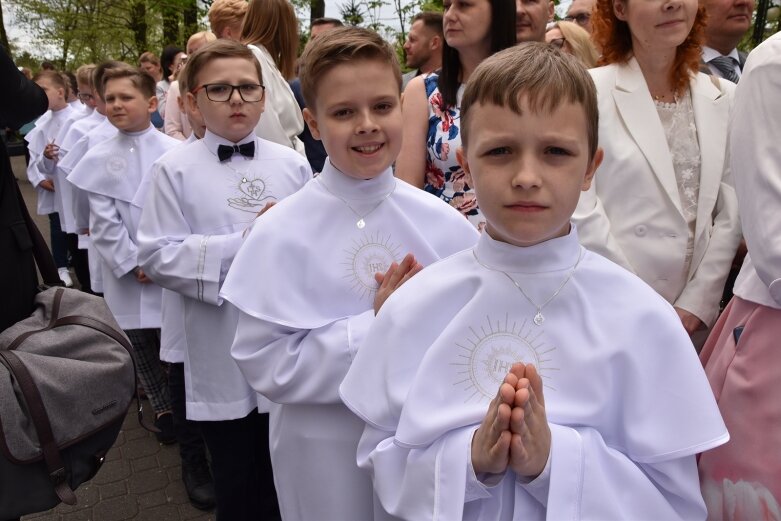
[702,46,740,64]
[317,159,396,201]
[474,225,582,273]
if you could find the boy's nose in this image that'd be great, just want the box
[356,111,379,134]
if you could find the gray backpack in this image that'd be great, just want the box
[0,287,137,518]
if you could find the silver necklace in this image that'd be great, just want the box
[317,176,395,229]
[472,248,584,326]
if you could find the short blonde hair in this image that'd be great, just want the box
[139,51,161,68]
[208,0,248,38]
[550,21,599,69]
[300,27,401,110]
[183,39,263,94]
[240,0,298,80]
[102,67,157,99]
[93,61,135,99]
[187,31,217,54]
[75,64,96,87]
[461,43,599,160]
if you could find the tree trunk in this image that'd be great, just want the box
[310,0,325,24]
[0,0,10,56]
[130,0,148,55]
[183,0,198,43]
[162,2,179,45]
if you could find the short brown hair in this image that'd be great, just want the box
[240,0,298,80]
[461,42,599,160]
[102,67,157,99]
[592,0,706,96]
[208,0,248,38]
[75,64,96,87]
[411,11,444,36]
[93,61,135,99]
[139,51,161,68]
[300,26,402,110]
[33,70,67,91]
[183,39,263,94]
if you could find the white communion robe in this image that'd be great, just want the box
[340,228,729,521]
[62,116,116,294]
[132,133,198,364]
[137,130,311,421]
[68,124,178,330]
[25,105,77,215]
[220,159,480,521]
[53,108,102,234]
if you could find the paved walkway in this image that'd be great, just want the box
[12,156,214,521]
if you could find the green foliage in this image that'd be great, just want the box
[7,0,202,70]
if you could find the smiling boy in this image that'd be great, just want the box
[340,43,728,521]
[137,39,311,521]
[220,27,479,521]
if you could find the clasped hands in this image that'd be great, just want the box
[471,363,551,481]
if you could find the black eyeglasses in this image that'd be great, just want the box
[549,37,567,49]
[192,83,265,103]
[78,93,94,102]
[564,12,591,25]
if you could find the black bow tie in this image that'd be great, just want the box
[217,141,255,162]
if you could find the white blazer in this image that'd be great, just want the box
[574,58,741,327]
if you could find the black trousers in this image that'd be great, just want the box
[168,362,209,469]
[65,233,91,293]
[198,410,280,521]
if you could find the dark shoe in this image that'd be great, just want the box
[154,412,177,445]
[182,463,216,511]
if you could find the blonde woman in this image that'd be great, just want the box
[546,20,599,68]
[241,0,305,154]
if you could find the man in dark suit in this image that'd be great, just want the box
[701,0,754,82]
[0,45,48,332]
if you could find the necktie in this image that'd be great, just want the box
[217,141,255,162]
[709,56,740,83]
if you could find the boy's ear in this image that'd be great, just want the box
[186,91,201,117]
[456,146,470,175]
[147,95,159,114]
[582,147,603,191]
[613,0,628,21]
[303,108,321,140]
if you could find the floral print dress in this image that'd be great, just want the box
[422,73,484,230]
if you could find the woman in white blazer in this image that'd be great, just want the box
[241,0,306,155]
[573,0,741,334]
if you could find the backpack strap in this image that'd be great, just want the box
[0,349,78,505]
[13,177,61,287]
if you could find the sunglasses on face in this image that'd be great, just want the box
[549,37,566,49]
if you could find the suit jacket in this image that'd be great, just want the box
[699,48,748,76]
[0,45,48,331]
[573,58,742,327]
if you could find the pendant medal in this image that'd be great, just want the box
[356,219,366,229]
[533,312,545,326]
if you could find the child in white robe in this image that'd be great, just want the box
[220,28,479,521]
[67,66,179,444]
[137,39,311,520]
[339,43,729,521]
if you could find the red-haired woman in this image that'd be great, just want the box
[573,0,741,338]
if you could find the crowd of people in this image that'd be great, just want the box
[1,0,779,518]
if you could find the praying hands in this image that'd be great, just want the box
[471,362,551,481]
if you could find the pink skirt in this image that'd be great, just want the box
[699,296,781,521]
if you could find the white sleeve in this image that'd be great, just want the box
[230,309,374,404]
[26,155,47,187]
[137,167,243,305]
[730,56,781,304]
[356,421,705,521]
[572,183,635,272]
[87,193,138,278]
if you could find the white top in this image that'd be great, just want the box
[137,129,311,420]
[62,117,117,232]
[247,44,305,154]
[68,125,179,329]
[156,79,170,118]
[655,91,701,274]
[340,228,728,521]
[25,105,77,215]
[702,46,742,81]
[730,32,781,309]
[221,159,478,521]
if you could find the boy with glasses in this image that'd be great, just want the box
[137,39,311,520]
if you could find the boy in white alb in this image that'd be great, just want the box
[220,28,479,521]
[26,71,78,286]
[137,40,311,521]
[340,44,729,521]
[67,66,179,444]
